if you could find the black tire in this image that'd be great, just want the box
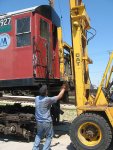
[70,113,112,150]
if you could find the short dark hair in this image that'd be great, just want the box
[39,85,47,96]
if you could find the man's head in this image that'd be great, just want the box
[39,85,47,96]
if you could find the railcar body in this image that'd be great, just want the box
[0,5,62,93]
[0,5,68,140]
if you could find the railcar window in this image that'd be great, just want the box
[40,19,49,40]
[16,17,31,47]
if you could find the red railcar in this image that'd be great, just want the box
[0,5,71,139]
[0,5,62,93]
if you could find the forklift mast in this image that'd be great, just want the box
[70,0,92,108]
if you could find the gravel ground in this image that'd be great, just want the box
[0,104,76,150]
[0,104,113,150]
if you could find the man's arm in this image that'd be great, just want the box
[55,88,65,101]
[55,83,68,101]
[49,83,68,104]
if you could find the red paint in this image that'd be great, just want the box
[0,7,60,81]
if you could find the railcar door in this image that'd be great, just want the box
[33,16,53,79]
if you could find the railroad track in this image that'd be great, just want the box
[0,95,35,106]
[0,95,75,106]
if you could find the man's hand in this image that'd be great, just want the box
[61,82,69,91]
[55,83,68,101]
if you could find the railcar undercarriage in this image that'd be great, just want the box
[0,101,36,141]
[0,95,64,141]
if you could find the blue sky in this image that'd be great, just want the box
[0,0,113,86]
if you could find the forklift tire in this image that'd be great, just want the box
[70,113,112,150]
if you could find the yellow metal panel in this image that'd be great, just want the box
[70,4,90,30]
[63,42,74,82]
[105,66,113,87]
[57,28,74,82]
[70,0,82,8]
[106,107,113,127]
[57,27,65,80]
[78,105,107,111]
[69,0,91,109]
[95,52,113,104]
[96,91,108,106]
[70,0,77,9]
[72,24,85,107]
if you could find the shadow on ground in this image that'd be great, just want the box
[53,120,71,138]
[0,134,34,143]
[0,121,113,150]
[67,143,76,150]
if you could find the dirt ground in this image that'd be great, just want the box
[0,104,76,150]
[0,104,113,150]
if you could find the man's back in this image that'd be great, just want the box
[35,96,57,122]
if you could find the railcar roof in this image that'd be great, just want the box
[0,5,61,27]
[0,6,38,18]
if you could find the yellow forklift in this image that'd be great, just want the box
[57,0,113,149]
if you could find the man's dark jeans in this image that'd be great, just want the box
[32,122,53,150]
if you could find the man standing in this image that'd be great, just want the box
[32,84,67,150]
